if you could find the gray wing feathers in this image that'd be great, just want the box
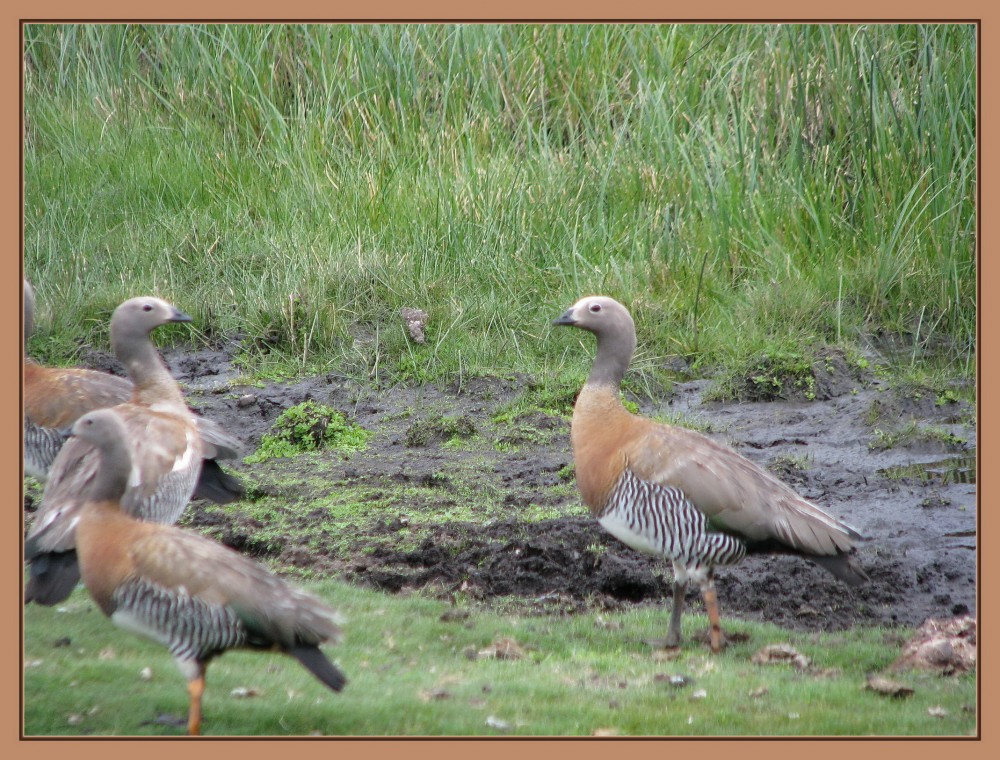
[631,425,861,557]
[131,530,343,648]
[193,416,243,460]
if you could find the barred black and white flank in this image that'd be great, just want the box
[112,579,246,667]
[599,469,746,574]
[23,420,69,481]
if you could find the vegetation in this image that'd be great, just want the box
[23,581,976,737]
[23,23,975,396]
[245,400,371,462]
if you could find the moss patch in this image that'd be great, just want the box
[245,401,371,463]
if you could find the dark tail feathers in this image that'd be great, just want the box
[811,552,869,586]
[25,550,82,606]
[193,459,245,504]
[290,645,347,692]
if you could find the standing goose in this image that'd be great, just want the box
[554,295,867,652]
[34,408,346,736]
[25,295,237,605]
[22,280,244,502]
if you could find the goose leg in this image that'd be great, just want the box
[662,579,685,647]
[646,562,687,648]
[700,573,724,653]
[186,668,206,736]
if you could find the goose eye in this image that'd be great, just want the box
[589,303,602,313]
[142,304,153,312]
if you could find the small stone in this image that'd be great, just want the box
[229,687,261,698]
[865,674,914,699]
[401,307,429,343]
[486,715,512,732]
[592,727,619,736]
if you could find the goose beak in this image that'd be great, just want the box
[171,308,194,324]
[553,307,577,326]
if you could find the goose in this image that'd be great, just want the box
[554,295,867,651]
[31,408,345,735]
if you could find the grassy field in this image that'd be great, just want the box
[21,23,978,738]
[23,23,976,396]
[23,581,976,737]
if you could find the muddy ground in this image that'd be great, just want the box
[37,339,977,635]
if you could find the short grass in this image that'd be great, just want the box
[23,581,976,737]
[22,23,975,399]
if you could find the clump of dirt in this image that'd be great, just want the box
[30,337,977,635]
[404,415,476,447]
[891,615,976,675]
[719,346,870,403]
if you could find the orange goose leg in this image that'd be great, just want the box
[186,668,206,736]
[701,577,724,653]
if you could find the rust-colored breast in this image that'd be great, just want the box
[75,503,150,614]
[570,385,652,515]
[24,364,132,428]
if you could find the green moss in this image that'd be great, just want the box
[245,401,371,463]
[708,348,819,402]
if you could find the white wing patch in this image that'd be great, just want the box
[33,507,79,536]
[170,430,198,473]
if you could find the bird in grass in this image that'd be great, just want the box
[39,408,346,736]
[25,295,241,605]
[23,280,244,501]
[554,295,867,652]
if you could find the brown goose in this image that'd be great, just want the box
[554,295,867,652]
[25,295,237,605]
[33,408,345,736]
[23,280,244,502]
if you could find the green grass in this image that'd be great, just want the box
[23,581,976,736]
[22,23,975,396]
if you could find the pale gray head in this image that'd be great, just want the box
[110,296,191,367]
[71,408,133,502]
[111,297,192,346]
[72,407,129,447]
[553,295,637,387]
